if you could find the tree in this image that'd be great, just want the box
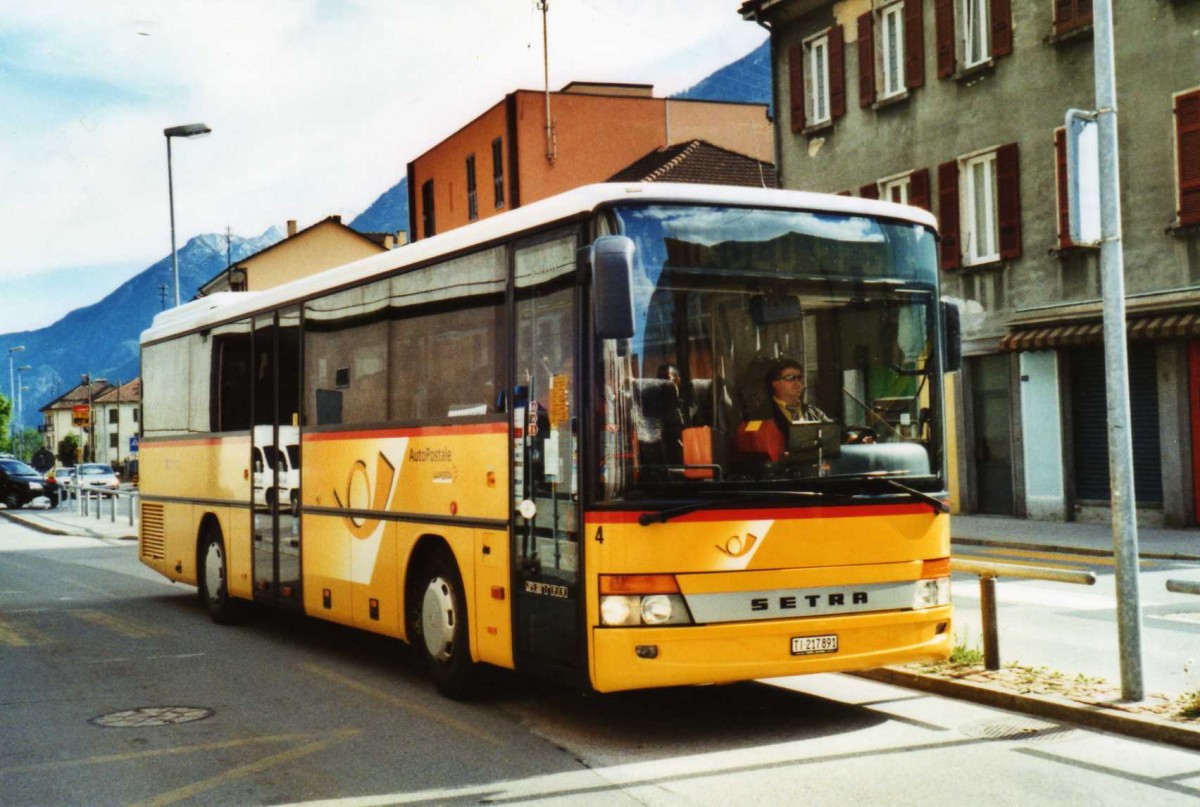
[0,393,11,453]
[58,434,81,467]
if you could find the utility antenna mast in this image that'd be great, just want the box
[539,1,555,163]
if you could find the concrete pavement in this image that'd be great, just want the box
[952,513,1200,561]
[0,497,138,541]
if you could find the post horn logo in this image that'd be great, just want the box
[716,533,759,558]
[332,452,396,539]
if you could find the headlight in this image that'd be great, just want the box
[600,595,638,626]
[913,577,951,609]
[599,593,692,626]
[29,482,43,492]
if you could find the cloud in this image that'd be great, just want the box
[0,0,765,300]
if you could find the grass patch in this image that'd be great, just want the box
[948,634,984,667]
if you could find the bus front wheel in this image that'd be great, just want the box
[198,526,241,625]
[411,551,477,699]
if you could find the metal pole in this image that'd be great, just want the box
[167,135,180,308]
[979,576,1000,671]
[1094,0,1144,701]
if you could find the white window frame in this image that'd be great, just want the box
[960,0,991,69]
[878,2,906,100]
[880,172,911,205]
[961,150,999,266]
[804,32,832,126]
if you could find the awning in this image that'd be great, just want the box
[1000,310,1200,351]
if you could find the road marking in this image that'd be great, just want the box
[69,608,163,638]
[0,614,49,648]
[83,652,207,664]
[130,729,360,807]
[298,662,502,746]
[970,547,1153,568]
[0,732,343,775]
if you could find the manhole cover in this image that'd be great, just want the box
[89,706,214,728]
[960,717,1075,743]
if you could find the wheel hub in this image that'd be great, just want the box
[204,541,224,603]
[421,576,457,662]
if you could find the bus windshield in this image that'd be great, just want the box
[593,203,945,503]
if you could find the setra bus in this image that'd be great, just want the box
[138,183,957,698]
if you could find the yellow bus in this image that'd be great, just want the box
[139,183,956,698]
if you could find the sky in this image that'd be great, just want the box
[0,0,767,334]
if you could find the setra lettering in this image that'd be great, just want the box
[752,592,871,611]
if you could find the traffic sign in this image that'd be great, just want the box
[72,405,90,427]
[129,435,140,453]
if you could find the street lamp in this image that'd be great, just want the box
[164,122,212,308]
[15,365,30,457]
[7,345,24,450]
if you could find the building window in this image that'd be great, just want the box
[466,154,478,222]
[1054,0,1093,38]
[881,173,910,205]
[807,34,831,125]
[869,168,930,209]
[934,0,1011,78]
[1176,88,1200,228]
[880,3,905,98]
[109,433,119,450]
[491,137,505,210]
[963,151,998,263]
[108,409,118,424]
[789,28,845,132]
[421,179,436,238]
[133,408,139,423]
[938,144,1021,270]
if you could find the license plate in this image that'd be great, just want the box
[791,634,838,656]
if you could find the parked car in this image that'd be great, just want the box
[62,463,121,497]
[0,458,47,509]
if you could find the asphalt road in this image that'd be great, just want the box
[2,521,1199,806]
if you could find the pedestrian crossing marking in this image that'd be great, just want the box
[0,615,48,647]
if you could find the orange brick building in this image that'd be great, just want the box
[406,82,773,240]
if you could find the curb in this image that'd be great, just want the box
[951,536,1200,563]
[854,666,1200,752]
[0,509,136,541]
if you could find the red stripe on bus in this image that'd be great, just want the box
[304,422,508,442]
[586,502,936,524]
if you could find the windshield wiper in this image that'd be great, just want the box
[878,478,949,514]
[638,490,830,526]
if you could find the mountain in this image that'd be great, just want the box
[350,177,408,236]
[0,227,282,422]
[673,40,771,112]
[2,42,768,430]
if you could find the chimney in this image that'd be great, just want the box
[287,220,297,237]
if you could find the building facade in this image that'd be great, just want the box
[198,216,396,295]
[406,82,775,240]
[742,0,1200,526]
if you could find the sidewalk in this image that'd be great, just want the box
[951,513,1200,562]
[0,500,138,541]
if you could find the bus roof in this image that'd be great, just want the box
[141,182,938,345]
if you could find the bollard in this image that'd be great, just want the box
[1167,579,1200,596]
[980,575,1000,671]
[110,493,116,522]
[129,492,137,527]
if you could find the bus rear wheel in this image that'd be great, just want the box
[411,551,478,699]
[198,526,241,625]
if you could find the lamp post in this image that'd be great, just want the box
[7,345,24,451]
[15,365,30,459]
[164,122,212,308]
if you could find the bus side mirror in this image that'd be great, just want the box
[942,301,962,373]
[590,235,635,340]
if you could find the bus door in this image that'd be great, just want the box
[512,234,582,672]
[251,307,303,608]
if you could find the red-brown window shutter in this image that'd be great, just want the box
[1054,128,1073,248]
[910,168,931,211]
[858,12,876,108]
[904,0,925,89]
[991,0,1013,58]
[938,161,961,270]
[860,182,880,200]
[1178,90,1200,226]
[1054,0,1093,37]
[996,142,1022,259]
[934,0,956,79]
[788,44,806,133]
[829,26,846,119]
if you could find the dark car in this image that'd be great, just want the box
[0,459,46,510]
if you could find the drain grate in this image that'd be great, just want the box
[89,706,214,728]
[960,717,1076,743]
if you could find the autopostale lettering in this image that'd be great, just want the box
[750,591,869,612]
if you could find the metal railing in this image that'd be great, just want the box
[952,557,1097,671]
[69,486,139,527]
[1167,579,1200,596]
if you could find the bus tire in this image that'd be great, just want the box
[198,525,241,625]
[411,550,477,699]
